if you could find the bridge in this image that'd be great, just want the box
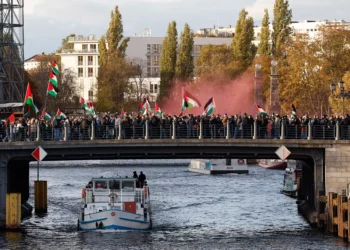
[0,136,349,228]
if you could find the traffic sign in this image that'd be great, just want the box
[275,145,291,160]
[31,146,48,161]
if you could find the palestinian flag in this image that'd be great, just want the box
[57,108,67,119]
[80,97,87,109]
[24,83,39,118]
[50,70,58,89]
[141,97,151,114]
[139,102,144,113]
[256,105,268,117]
[7,113,15,123]
[47,82,57,98]
[155,103,162,117]
[90,102,95,113]
[121,109,125,118]
[52,60,60,75]
[42,110,51,120]
[182,90,201,111]
[203,97,216,116]
[291,104,297,117]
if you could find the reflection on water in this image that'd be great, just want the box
[0,164,349,250]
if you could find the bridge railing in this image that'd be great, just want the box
[2,121,350,142]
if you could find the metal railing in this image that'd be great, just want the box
[1,120,349,142]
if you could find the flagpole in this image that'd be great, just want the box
[23,82,28,115]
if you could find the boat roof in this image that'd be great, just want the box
[91,177,137,181]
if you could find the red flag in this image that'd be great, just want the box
[80,97,85,104]
[8,113,15,123]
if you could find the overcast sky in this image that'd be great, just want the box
[24,0,349,58]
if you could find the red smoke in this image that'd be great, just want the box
[161,72,255,116]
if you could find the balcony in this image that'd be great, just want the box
[61,49,98,54]
[68,36,100,42]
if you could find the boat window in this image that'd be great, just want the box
[109,180,120,190]
[226,159,231,166]
[95,180,107,189]
[122,180,135,190]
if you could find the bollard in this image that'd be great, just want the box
[253,120,257,139]
[226,120,231,139]
[280,122,285,140]
[172,119,176,139]
[36,123,41,142]
[6,193,21,229]
[63,123,68,141]
[90,122,95,140]
[34,181,47,213]
[307,121,312,140]
[335,121,340,141]
[199,120,203,139]
[9,124,13,142]
[145,120,149,139]
[118,123,122,140]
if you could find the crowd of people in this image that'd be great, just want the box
[0,111,350,141]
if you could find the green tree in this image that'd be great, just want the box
[176,23,194,82]
[57,34,75,52]
[257,9,271,56]
[96,5,131,111]
[106,6,129,57]
[271,0,292,56]
[231,9,256,66]
[159,21,178,102]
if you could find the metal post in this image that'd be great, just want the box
[226,120,230,139]
[307,121,312,140]
[160,124,162,139]
[63,123,67,141]
[90,122,95,140]
[37,161,39,181]
[9,124,13,142]
[145,120,149,139]
[199,120,203,139]
[336,120,340,140]
[172,118,176,139]
[118,123,122,140]
[280,122,285,140]
[253,120,257,139]
[36,123,41,142]
[343,97,345,117]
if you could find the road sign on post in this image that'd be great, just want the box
[275,145,291,161]
[31,146,47,162]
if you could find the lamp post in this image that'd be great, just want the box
[330,79,350,117]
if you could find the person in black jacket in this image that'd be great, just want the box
[138,171,146,188]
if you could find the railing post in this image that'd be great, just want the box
[63,123,68,141]
[226,120,231,139]
[160,123,162,139]
[36,123,41,142]
[172,118,176,139]
[199,120,203,139]
[9,124,13,142]
[145,120,149,139]
[90,122,95,140]
[280,122,285,140]
[336,120,340,141]
[307,121,312,140]
[118,123,122,140]
[253,120,257,139]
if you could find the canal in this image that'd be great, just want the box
[0,161,348,249]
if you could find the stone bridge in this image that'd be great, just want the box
[0,138,349,227]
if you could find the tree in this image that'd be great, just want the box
[257,9,271,56]
[271,0,292,56]
[106,6,129,57]
[128,58,149,103]
[176,23,194,82]
[231,9,256,66]
[159,21,178,103]
[96,5,131,111]
[57,34,75,53]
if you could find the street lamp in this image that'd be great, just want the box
[330,79,350,117]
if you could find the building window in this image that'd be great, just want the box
[88,89,93,102]
[147,44,151,54]
[152,56,160,66]
[152,44,160,54]
[150,83,154,94]
[152,67,160,77]
[78,56,83,66]
[78,68,83,77]
[88,68,93,77]
[88,56,93,65]
[90,44,96,52]
[82,44,88,51]
[147,56,151,66]
[147,67,151,77]
[154,83,158,94]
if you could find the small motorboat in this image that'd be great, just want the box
[78,177,151,231]
[258,159,287,170]
[189,159,248,174]
[281,160,302,198]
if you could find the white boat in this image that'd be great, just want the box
[78,177,151,231]
[258,159,287,170]
[189,159,248,174]
[281,160,302,198]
